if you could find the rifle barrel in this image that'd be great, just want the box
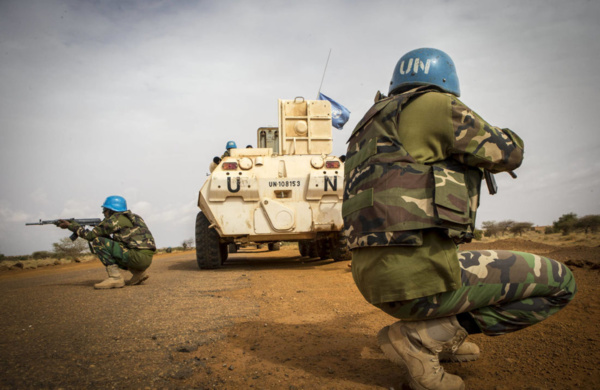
[25,218,102,226]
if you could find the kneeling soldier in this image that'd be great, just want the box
[58,195,156,289]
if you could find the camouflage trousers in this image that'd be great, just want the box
[376,250,577,336]
[91,237,153,271]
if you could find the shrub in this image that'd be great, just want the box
[52,237,90,259]
[32,251,56,259]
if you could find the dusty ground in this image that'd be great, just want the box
[0,234,598,389]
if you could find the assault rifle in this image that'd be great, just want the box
[26,218,102,241]
[484,170,517,195]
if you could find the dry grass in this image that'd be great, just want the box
[478,230,600,247]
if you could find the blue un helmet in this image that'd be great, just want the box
[226,141,237,150]
[389,48,460,97]
[102,195,127,212]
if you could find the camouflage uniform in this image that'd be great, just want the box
[375,249,576,335]
[68,211,156,271]
[344,87,576,335]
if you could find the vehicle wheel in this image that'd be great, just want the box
[195,211,226,269]
[318,239,332,260]
[268,242,281,251]
[220,243,228,264]
[308,241,319,258]
[331,233,352,262]
[298,241,309,257]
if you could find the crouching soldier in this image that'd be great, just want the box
[58,195,156,289]
[344,48,577,389]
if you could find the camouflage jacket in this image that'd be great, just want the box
[343,87,524,249]
[69,211,156,251]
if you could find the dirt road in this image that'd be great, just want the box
[0,239,598,389]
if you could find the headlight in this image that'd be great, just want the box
[239,157,253,170]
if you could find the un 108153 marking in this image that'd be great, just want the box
[269,180,301,188]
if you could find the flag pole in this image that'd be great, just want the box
[317,48,332,98]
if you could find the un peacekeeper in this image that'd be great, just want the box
[343,48,577,390]
[57,195,156,290]
[222,140,237,158]
[209,140,238,172]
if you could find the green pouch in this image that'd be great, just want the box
[432,165,469,225]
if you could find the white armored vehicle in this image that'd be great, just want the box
[195,97,351,269]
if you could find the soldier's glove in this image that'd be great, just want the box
[57,220,71,229]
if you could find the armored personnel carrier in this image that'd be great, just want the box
[195,97,351,269]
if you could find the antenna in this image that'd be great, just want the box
[317,49,332,98]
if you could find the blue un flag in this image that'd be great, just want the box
[318,93,350,130]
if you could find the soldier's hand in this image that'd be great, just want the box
[57,220,70,229]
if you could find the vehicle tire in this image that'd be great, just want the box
[195,211,226,269]
[220,243,228,264]
[268,242,281,251]
[308,241,319,258]
[298,240,309,257]
[318,239,332,260]
[331,233,352,262]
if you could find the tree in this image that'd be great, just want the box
[182,238,194,250]
[575,215,600,234]
[52,237,90,259]
[497,220,515,236]
[481,221,500,238]
[544,226,556,235]
[553,213,578,236]
[510,222,534,237]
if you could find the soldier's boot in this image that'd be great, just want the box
[127,269,149,286]
[94,265,125,289]
[439,340,480,362]
[378,316,467,390]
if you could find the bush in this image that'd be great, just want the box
[52,237,90,259]
[473,229,483,240]
[32,251,56,260]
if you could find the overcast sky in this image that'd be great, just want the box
[1,0,599,256]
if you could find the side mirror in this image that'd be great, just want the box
[213,156,222,164]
